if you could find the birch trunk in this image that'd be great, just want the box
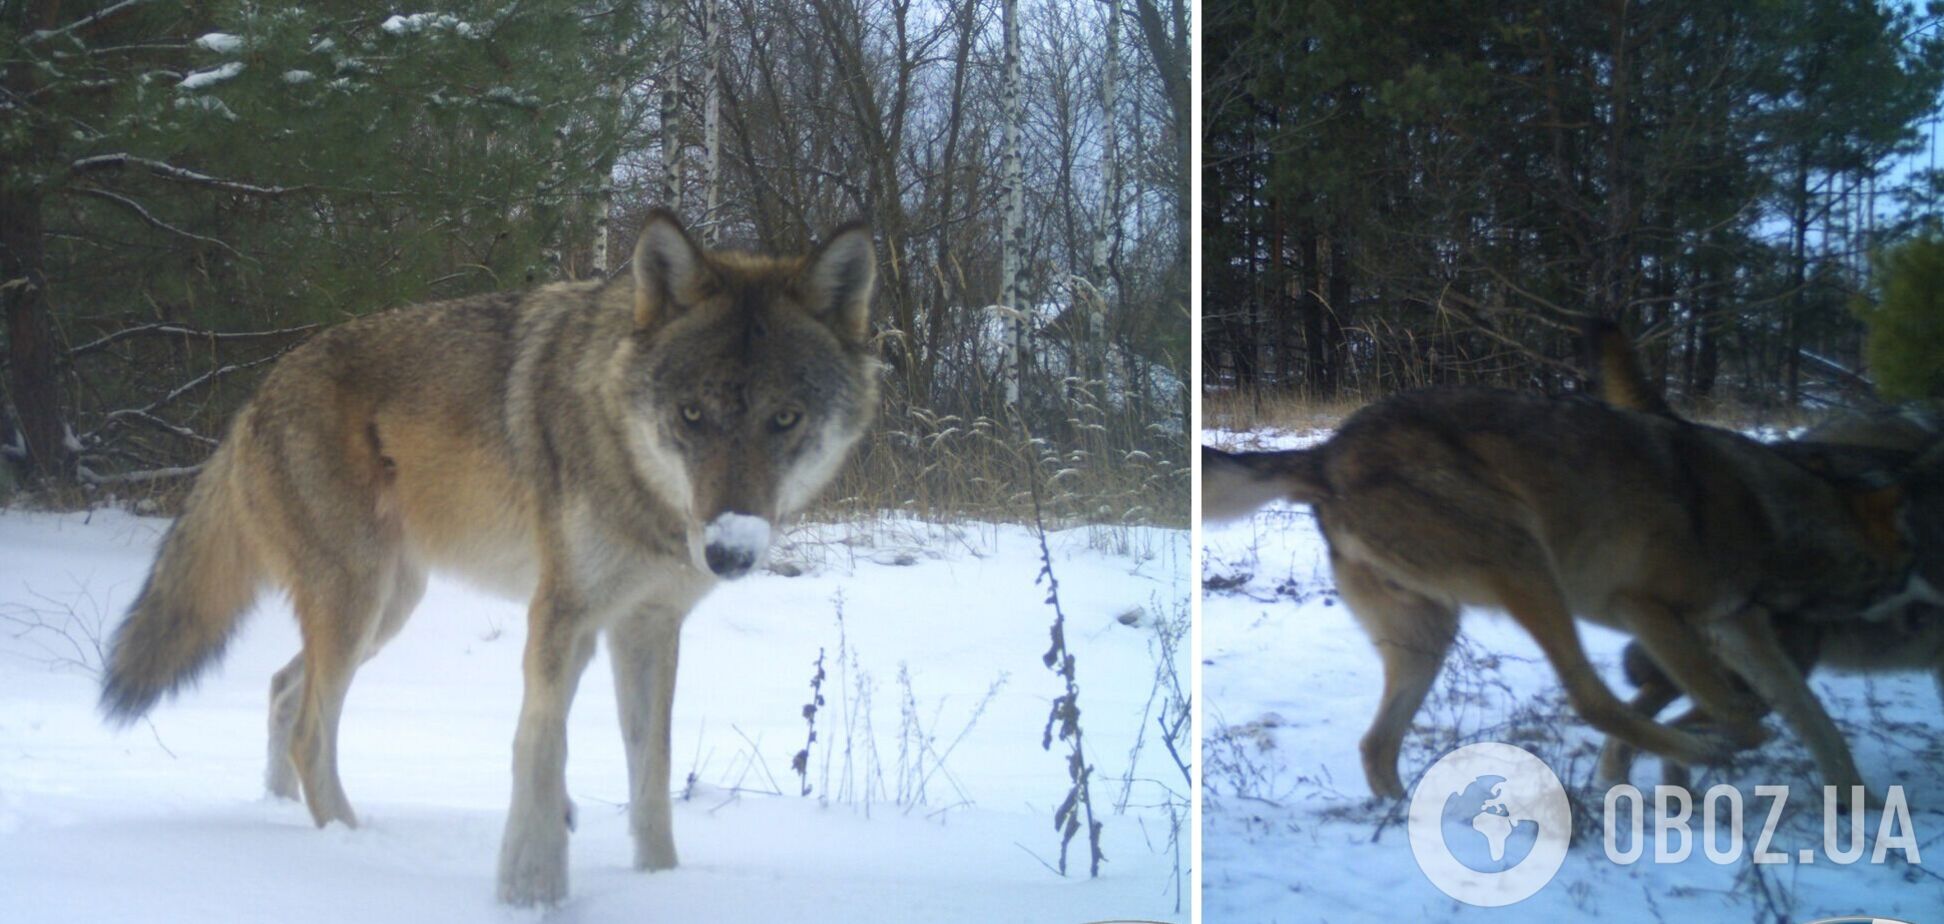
[702,0,721,244]
[592,78,622,276]
[659,0,684,212]
[1000,0,1025,407]
[1086,0,1121,383]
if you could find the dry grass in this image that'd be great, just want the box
[817,381,1188,533]
[1205,385,1835,443]
[1202,388,1366,437]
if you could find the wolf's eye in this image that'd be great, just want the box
[681,404,704,425]
[771,409,801,431]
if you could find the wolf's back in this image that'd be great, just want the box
[100,421,266,724]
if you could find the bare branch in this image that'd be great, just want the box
[70,154,307,197]
[68,187,247,260]
[68,321,319,359]
[76,464,202,485]
[25,0,155,45]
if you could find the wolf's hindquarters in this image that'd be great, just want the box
[99,438,264,724]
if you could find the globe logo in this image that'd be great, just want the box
[1441,774,1542,872]
[1407,743,1571,907]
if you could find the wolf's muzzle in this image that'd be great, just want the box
[704,542,755,578]
[701,512,771,580]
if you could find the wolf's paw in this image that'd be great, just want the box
[634,832,679,872]
[497,818,569,907]
[265,753,301,801]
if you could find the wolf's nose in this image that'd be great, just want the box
[704,542,755,579]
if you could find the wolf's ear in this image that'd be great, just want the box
[798,222,875,344]
[633,209,711,330]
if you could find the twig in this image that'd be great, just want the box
[69,187,247,260]
[69,321,318,359]
[25,0,153,44]
[76,464,201,485]
[70,154,308,197]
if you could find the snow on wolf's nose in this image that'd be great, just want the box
[702,513,770,579]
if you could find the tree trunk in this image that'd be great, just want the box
[1084,0,1120,386]
[1,0,71,482]
[702,0,721,244]
[999,0,1025,407]
[659,0,685,212]
[1,188,70,482]
[592,78,622,276]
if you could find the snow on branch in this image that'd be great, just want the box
[69,154,307,197]
[76,464,203,486]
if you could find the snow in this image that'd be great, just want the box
[178,62,243,90]
[194,32,242,53]
[1202,422,1944,922]
[702,512,771,575]
[0,508,1187,922]
[283,70,316,85]
[381,13,478,38]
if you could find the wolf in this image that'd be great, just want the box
[1202,386,1915,802]
[96,210,880,906]
[1583,321,1944,788]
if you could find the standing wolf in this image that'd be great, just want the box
[1203,387,1916,801]
[97,210,880,906]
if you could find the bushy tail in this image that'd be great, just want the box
[100,436,264,725]
[1582,317,1676,418]
[1201,445,1329,522]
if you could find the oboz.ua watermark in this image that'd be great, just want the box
[1406,743,1925,907]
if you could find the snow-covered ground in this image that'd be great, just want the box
[1202,424,1944,923]
[0,508,1189,923]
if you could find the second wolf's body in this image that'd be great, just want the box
[1203,386,1912,800]
[98,211,881,905]
[1585,323,1944,786]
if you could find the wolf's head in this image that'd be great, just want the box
[616,210,879,579]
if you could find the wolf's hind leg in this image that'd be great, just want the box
[1335,555,1458,801]
[609,606,685,870]
[266,654,305,800]
[288,557,399,829]
[268,564,422,803]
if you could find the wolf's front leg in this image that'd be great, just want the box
[497,595,598,907]
[609,608,685,871]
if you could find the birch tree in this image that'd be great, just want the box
[999,0,1027,407]
[659,0,685,212]
[1085,0,1122,382]
[702,0,723,244]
